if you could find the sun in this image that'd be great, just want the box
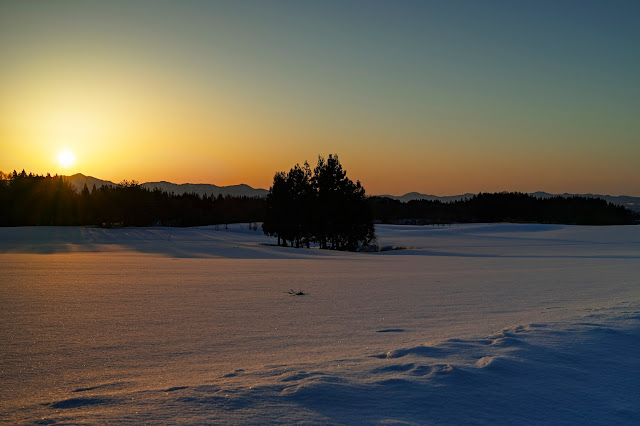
[57,150,76,168]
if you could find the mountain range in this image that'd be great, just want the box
[64,173,268,199]
[63,173,640,212]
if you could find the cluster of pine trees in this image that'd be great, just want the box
[369,192,637,225]
[0,170,265,227]
[262,155,376,251]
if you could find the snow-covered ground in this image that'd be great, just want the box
[1,224,638,424]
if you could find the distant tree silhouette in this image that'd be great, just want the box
[0,171,78,225]
[263,155,376,251]
[0,170,266,227]
[367,192,637,225]
[1,169,636,228]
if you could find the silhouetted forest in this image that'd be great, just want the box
[262,155,376,250]
[1,169,637,228]
[0,170,265,227]
[369,192,638,225]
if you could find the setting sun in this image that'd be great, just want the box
[57,150,75,168]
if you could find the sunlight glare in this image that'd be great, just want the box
[57,150,76,168]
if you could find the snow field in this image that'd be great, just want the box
[1,224,638,424]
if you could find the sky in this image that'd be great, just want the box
[1,0,638,196]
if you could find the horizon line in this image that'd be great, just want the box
[2,169,639,198]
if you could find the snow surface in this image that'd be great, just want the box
[1,224,639,424]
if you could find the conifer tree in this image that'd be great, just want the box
[263,154,376,251]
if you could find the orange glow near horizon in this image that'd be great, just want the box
[2,79,637,195]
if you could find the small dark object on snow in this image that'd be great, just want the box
[286,289,306,296]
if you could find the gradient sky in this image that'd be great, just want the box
[1,0,639,195]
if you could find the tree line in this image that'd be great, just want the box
[369,192,638,225]
[1,168,636,229]
[0,170,265,227]
[262,155,376,251]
